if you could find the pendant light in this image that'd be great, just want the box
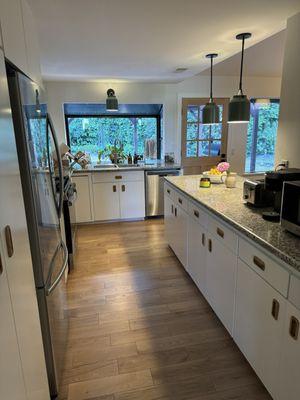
[202,53,219,125]
[228,32,252,123]
[106,88,118,111]
[35,89,41,114]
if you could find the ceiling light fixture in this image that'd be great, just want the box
[106,88,118,112]
[35,89,41,114]
[202,53,219,125]
[228,32,252,124]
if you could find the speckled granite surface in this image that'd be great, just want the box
[166,175,300,272]
[73,162,181,173]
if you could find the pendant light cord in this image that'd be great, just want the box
[239,36,245,93]
[210,56,213,100]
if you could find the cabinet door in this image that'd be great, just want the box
[187,216,207,295]
[278,302,300,400]
[93,182,120,221]
[119,181,145,219]
[0,245,27,400]
[173,205,188,268]
[164,195,174,247]
[73,175,93,223]
[0,0,28,73]
[234,259,286,399]
[206,236,237,334]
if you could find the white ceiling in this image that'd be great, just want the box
[200,30,286,77]
[28,0,300,82]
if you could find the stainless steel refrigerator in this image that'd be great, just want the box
[7,63,69,398]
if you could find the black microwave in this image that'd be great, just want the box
[281,181,300,237]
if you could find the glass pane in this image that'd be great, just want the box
[210,124,222,139]
[186,141,197,157]
[198,141,209,157]
[199,124,210,139]
[187,106,198,122]
[210,140,221,156]
[187,123,198,140]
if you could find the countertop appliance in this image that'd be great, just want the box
[62,176,77,269]
[281,181,300,237]
[145,168,181,216]
[243,179,274,207]
[7,64,68,398]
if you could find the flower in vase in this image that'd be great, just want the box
[217,162,230,174]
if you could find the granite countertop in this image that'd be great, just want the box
[72,162,181,173]
[165,175,300,272]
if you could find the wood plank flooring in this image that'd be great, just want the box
[61,219,271,400]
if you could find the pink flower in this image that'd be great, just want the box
[217,162,230,173]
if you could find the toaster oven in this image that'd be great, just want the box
[281,181,300,237]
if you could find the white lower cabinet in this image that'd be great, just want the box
[206,235,237,334]
[187,216,207,295]
[164,195,174,249]
[173,205,188,268]
[119,180,145,219]
[234,259,286,399]
[278,302,300,400]
[93,182,120,221]
[72,175,93,223]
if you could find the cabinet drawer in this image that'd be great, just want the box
[239,237,290,296]
[188,201,208,228]
[174,191,188,212]
[164,183,174,198]
[289,275,300,311]
[208,216,238,253]
[92,171,144,183]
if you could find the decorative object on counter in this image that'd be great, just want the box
[144,139,157,160]
[217,162,237,188]
[200,177,211,188]
[202,165,227,184]
[127,153,133,164]
[228,33,252,124]
[133,153,143,164]
[164,152,175,164]
[202,53,219,125]
[106,88,118,112]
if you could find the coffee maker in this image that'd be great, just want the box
[263,168,300,221]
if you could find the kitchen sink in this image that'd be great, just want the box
[93,164,118,169]
[117,164,141,168]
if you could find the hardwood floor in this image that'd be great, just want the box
[61,219,271,400]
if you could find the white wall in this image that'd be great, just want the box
[275,12,300,168]
[46,74,281,173]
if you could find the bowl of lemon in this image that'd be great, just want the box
[202,167,226,184]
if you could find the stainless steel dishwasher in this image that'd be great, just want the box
[145,169,181,216]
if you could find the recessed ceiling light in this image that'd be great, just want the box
[174,67,188,73]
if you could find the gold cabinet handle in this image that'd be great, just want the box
[208,238,212,253]
[112,185,117,192]
[289,316,299,340]
[194,210,199,218]
[0,252,3,275]
[174,207,177,217]
[271,299,280,320]
[5,225,14,258]
[202,233,205,246]
[115,175,122,180]
[122,184,126,192]
[178,197,182,205]
[171,204,174,214]
[167,189,170,194]
[217,227,224,239]
[253,256,265,271]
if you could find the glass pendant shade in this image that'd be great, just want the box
[202,53,219,125]
[106,88,118,111]
[228,33,251,124]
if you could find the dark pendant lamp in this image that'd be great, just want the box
[106,88,118,111]
[202,53,219,125]
[228,32,252,123]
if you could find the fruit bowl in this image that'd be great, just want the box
[202,171,226,184]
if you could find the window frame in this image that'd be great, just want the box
[64,113,162,160]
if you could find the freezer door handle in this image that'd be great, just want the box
[45,241,68,296]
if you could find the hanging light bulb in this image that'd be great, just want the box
[202,53,219,125]
[228,32,252,124]
[106,88,118,112]
[35,89,41,114]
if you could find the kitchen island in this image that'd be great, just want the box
[164,175,300,400]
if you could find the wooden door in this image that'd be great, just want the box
[181,98,229,174]
[234,259,286,399]
[93,182,120,221]
[119,181,145,219]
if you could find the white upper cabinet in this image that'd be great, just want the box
[0,0,28,72]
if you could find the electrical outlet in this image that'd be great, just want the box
[281,160,289,168]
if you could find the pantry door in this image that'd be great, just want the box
[181,98,229,174]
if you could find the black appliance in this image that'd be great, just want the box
[243,179,274,207]
[281,181,300,237]
[62,176,77,269]
[7,64,69,398]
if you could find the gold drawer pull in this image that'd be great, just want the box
[253,256,265,271]
[289,316,299,340]
[0,253,3,275]
[208,238,212,253]
[5,226,14,258]
[167,189,170,194]
[217,227,224,238]
[174,207,177,217]
[178,197,182,204]
[115,175,122,180]
[171,204,174,214]
[122,184,126,192]
[194,210,199,218]
[202,233,205,246]
[112,185,117,192]
[271,299,280,320]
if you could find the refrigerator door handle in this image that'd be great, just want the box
[45,241,68,296]
[46,113,64,219]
